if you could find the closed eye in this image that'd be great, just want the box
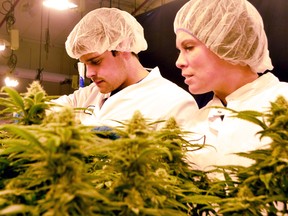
[184,46,194,51]
[90,59,102,65]
[85,56,103,66]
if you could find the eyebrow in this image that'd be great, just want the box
[82,55,102,64]
[176,39,192,49]
[177,38,198,48]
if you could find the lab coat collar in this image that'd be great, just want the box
[226,72,278,102]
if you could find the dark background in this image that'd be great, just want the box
[136,0,288,108]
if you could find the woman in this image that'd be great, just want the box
[174,0,288,172]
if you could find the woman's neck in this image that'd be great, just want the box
[215,66,259,105]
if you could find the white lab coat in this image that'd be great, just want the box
[186,72,288,174]
[52,67,198,130]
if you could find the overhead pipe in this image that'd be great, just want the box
[0,0,20,28]
[131,0,154,16]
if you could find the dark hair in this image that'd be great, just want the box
[111,50,117,56]
[111,50,139,59]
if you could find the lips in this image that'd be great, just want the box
[95,80,104,86]
[184,78,191,85]
[90,77,102,85]
[183,75,194,85]
[91,77,103,85]
[182,74,193,78]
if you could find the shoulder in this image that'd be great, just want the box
[262,73,288,97]
[71,82,98,95]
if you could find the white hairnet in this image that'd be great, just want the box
[66,7,148,59]
[174,0,273,73]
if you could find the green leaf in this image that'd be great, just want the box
[34,91,46,103]
[0,204,30,215]
[182,195,222,204]
[1,87,25,110]
[234,111,267,129]
[0,125,43,150]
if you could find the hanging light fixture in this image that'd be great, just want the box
[4,75,19,87]
[43,0,78,10]
[0,39,10,51]
[0,44,5,51]
[0,0,19,87]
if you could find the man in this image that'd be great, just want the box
[53,7,198,130]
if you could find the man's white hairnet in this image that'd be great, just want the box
[66,7,148,59]
[174,0,273,73]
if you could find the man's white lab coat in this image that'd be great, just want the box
[52,67,198,130]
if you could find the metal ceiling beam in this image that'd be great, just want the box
[131,0,154,16]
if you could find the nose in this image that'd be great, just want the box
[175,52,186,69]
[85,64,94,79]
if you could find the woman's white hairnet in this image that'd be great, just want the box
[66,7,148,59]
[174,0,273,73]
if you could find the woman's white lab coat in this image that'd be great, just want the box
[186,72,288,175]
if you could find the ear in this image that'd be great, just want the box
[121,51,133,59]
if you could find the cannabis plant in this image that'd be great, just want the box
[0,107,113,215]
[217,96,288,215]
[0,81,51,125]
[0,83,220,215]
[2,81,286,215]
[88,112,220,216]
[0,110,219,216]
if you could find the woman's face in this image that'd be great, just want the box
[175,30,230,95]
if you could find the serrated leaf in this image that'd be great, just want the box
[1,87,25,110]
[0,125,43,150]
[0,204,29,215]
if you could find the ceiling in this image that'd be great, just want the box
[0,0,176,47]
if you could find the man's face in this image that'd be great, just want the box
[80,51,129,94]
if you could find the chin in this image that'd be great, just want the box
[188,87,206,95]
[188,87,199,94]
